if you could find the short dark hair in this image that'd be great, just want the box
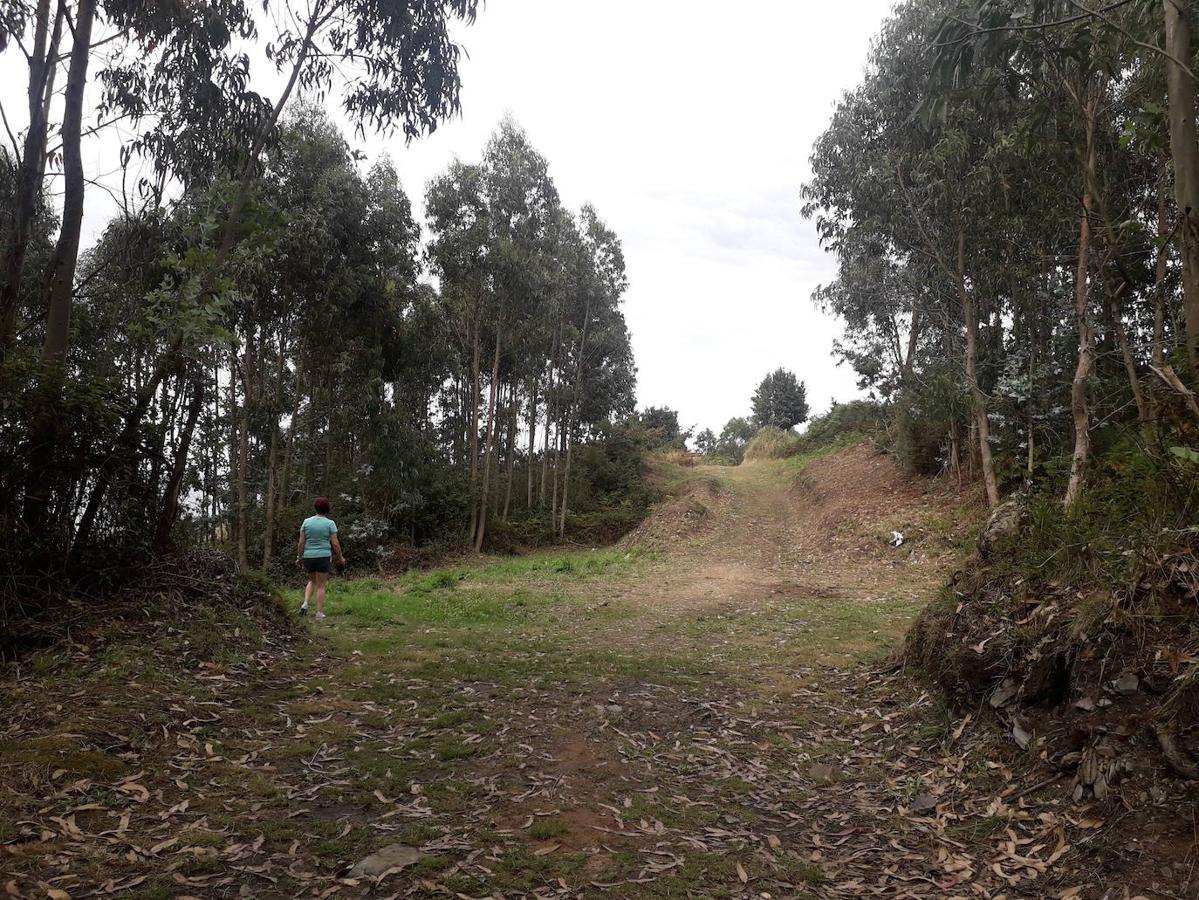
[314,496,331,515]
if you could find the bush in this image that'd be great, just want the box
[743,426,804,461]
[804,399,885,447]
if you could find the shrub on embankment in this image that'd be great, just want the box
[741,400,885,463]
[903,447,1199,787]
[743,426,805,461]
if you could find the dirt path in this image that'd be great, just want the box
[608,454,955,643]
[1,449,1173,898]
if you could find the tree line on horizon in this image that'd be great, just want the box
[802,0,1199,509]
[693,367,810,463]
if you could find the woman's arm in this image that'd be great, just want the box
[331,533,345,565]
[296,528,306,567]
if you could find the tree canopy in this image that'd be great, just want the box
[751,368,809,431]
[802,0,1199,508]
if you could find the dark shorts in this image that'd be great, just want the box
[303,556,332,574]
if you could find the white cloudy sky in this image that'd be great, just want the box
[386,1,894,434]
[4,0,895,434]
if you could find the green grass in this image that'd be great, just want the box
[294,546,650,628]
[527,818,569,840]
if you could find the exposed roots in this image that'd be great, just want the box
[1151,721,1199,780]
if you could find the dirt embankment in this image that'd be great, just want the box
[906,508,1199,794]
[620,474,727,549]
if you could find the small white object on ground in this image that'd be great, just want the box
[1112,672,1139,695]
[347,843,422,877]
[890,530,904,547]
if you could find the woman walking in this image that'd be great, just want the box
[297,496,346,620]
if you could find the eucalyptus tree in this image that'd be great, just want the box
[931,0,1199,368]
[1,0,479,362]
[1,0,482,566]
[557,205,632,536]
[805,0,1020,506]
[928,0,1157,505]
[425,159,492,540]
[475,120,561,549]
[807,0,1196,512]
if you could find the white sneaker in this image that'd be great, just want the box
[299,603,308,616]
[314,611,326,620]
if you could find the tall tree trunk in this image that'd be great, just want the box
[558,422,573,539]
[957,226,1000,508]
[18,0,96,538]
[261,424,279,570]
[1104,287,1148,430]
[227,360,240,547]
[1065,91,1098,509]
[559,295,593,538]
[39,0,96,368]
[540,309,565,508]
[502,383,517,521]
[540,396,553,509]
[1027,319,1037,479]
[1153,166,1171,373]
[474,319,503,552]
[147,376,173,505]
[1164,0,1199,367]
[468,323,481,540]
[1095,174,1150,431]
[207,363,219,532]
[949,423,962,487]
[0,0,55,353]
[551,418,560,520]
[153,370,205,554]
[323,378,333,485]
[278,377,301,524]
[526,376,538,510]
[1150,170,1171,428]
[261,339,286,571]
[236,345,255,570]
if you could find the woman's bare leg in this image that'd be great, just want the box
[314,572,328,615]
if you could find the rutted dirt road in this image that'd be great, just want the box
[2,447,1176,898]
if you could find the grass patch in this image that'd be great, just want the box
[527,818,569,840]
[295,547,649,628]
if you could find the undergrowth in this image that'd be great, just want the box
[990,448,1198,588]
[905,445,1199,749]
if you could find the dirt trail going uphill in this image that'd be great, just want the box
[609,447,965,659]
[3,446,1180,898]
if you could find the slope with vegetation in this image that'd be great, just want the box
[800,0,1199,851]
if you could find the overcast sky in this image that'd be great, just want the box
[4,1,895,435]
[378,1,895,434]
